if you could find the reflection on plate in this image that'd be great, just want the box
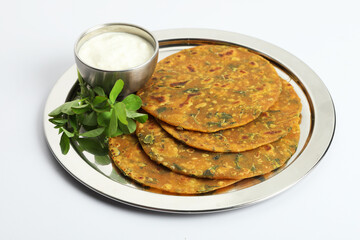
[43,29,335,213]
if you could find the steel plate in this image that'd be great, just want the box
[43,29,335,213]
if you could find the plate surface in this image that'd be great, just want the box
[43,29,335,213]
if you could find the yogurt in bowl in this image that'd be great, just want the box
[74,23,159,97]
[78,32,154,71]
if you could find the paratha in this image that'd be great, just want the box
[109,135,238,194]
[137,45,282,132]
[159,79,302,152]
[136,117,300,180]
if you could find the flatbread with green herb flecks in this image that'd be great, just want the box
[136,117,300,180]
[137,45,282,132]
[109,135,238,194]
[159,79,302,152]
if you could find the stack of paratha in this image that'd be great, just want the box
[109,45,302,195]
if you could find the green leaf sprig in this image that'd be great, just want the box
[48,71,148,155]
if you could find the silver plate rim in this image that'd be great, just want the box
[43,28,336,213]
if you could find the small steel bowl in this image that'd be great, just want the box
[74,23,159,97]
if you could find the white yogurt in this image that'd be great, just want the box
[78,32,154,71]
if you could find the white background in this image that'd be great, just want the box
[1,0,359,239]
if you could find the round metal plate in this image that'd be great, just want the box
[43,29,335,213]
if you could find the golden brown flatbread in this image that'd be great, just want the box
[109,135,238,194]
[137,45,282,132]
[159,79,302,152]
[136,117,300,180]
